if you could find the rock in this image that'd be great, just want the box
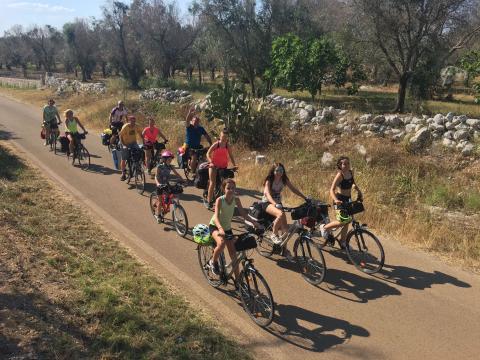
[297,109,311,123]
[457,115,468,123]
[456,140,469,150]
[316,110,322,117]
[446,112,455,122]
[426,118,434,125]
[321,152,334,167]
[433,114,445,125]
[453,129,470,141]
[445,121,456,130]
[385,115,402,127]
[466,119,480,129]
[403,116,412,125]
[343,125,354,133]
[298,101,307,108]
[255,155,267,165]
[411,117,424,125]
[429,123,445,132]
[359,114,373,124]
[455,123,470,131]
[462,143,475,156]
[354,144,367,156]
[405,124,417,133]
[415,124,424,132]
[409,127,431,151]
[359,124,369,131]
[443,130,454,140]
[327,138,338,147]
[431,131,443,140]
[474,131,480,140]
[442,138,456,148]
[338,109,349,116]
[336,123,345,131]
[304,104,315,114]
[364,130,374,137]
[392,132,405,142]
[372,115,385,124]
[290,121,300,130]
[313,125,321,131]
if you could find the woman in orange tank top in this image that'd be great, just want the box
[206,128,237,208]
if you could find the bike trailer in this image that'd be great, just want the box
[194,162,210,189]
[193,224,213,245]
[59,136,69,153]
[234,233,258,251]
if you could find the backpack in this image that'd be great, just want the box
[194,162,210,189]
[59,136,69,153]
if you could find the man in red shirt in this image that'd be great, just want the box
[142,117,168,174]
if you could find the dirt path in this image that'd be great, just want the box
[1,94,479,359]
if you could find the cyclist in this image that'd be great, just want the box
[154,150,184,223]
[320,156,363,248]
[109,100,128,146]
[142,117,168,175]
[42,99,61,146]
[261,163,307,245]
[118,115,143,181]
[184,107,212,173]
[208,178,259,281]
[64,109,87,155]
[206,128,237,209]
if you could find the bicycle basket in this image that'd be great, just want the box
[314,202,330,222]
[291,203,315,220]
[346,201,365,215]
[235,233,257,251]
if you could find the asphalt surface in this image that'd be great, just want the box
[1,94,479,359]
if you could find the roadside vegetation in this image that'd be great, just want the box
[0,142,251,359]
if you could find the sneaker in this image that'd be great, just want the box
[154,214,161,224]
[326,233,336,247]
[320,224,327,238]
[209,259,220,276]
[120,173,127,181]
[271,234,282,245]
[44,141,48,146]
[208,201,215,210]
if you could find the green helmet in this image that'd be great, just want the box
[193,224,212,245]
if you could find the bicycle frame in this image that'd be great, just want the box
[217,250,249,282]
[159,193,179,213]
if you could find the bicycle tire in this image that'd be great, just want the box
[345,228,385,274]
[202,189,210,209]
[255,233,275,258]
[149,192,164,223]
[293,235,326,285]
[184,166,196,182]
[197,245,222,288]
[53,133,57,154]
[172,203,188,237]
[126,161,133,184]
[134,164,146,194]
[238,268,275,327]
[79,145,90,170]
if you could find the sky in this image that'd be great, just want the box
[0,0,191,35]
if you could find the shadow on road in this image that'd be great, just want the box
[85,163,121,176]
[374,263,471,290]
[0,128,19,140]
[320,268,401,303]
[267,303,370,352]
[236,187,263,201]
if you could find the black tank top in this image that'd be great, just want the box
[339,171,354,190]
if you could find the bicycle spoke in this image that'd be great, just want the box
[346,229,384,274]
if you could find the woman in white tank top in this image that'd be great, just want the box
[261,163,306,245]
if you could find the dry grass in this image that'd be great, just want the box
[0,142,251,359]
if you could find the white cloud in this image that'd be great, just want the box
[7,2,75,13]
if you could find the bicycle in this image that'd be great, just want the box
[47,125,60,154]
[316,200,385,274]
[181,147,208,181]
[249,200,327,285]
[197,230,275,327]
[125,145,146,194]
[67,133,90,170]
[202,167,237,209]
[145,140,167,174]
[149,181,188,237]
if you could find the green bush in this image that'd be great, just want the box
[465,192,480,212]
[426,185,464,209]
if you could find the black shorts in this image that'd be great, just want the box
[209,225,234,238]
[110,122,123,135]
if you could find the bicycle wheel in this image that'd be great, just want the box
[345,229,385,274]
[172,203,188,237]
[79,145,90,170]
[238,268,275,327]
[126,161,133,184]
[149,192,164,223]
[293,236,326,285]
[134,164,146,194]
[255,233,275,258]
[202,189,210,209]
[184,166,196,182]
[53,133,58,154]
[197,245,222,287]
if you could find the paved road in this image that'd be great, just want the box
[1,94,479,359]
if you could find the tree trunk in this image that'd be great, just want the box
[210,67,215,81]
[197,58,202,84]
[75,68,78,78]
[22,64,27,78]
[394,73,409,113]
[101,62,107,78]
[81,68,87,82]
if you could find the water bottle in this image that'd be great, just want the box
[112,149,119,170]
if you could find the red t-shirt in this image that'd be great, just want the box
[143,126,159,143]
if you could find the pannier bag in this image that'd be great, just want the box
[130,147,144,162]
[194,162,210,189]
[291,203,315,220]
[59,136,69,153]
[155,142,166,151]
[234,233,258,251]
[101,132,111,146]
[220,168,235,179]
[40,128,46,139]
[313,201,330,222]
[193,224,213,245]
[177,146,186,169]
[346,201,365,215]
[170,184,184,194]
[248,202,265,222]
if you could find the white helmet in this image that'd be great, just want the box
[193,224,211,245]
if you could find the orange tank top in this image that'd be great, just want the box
[211,141,229,169]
